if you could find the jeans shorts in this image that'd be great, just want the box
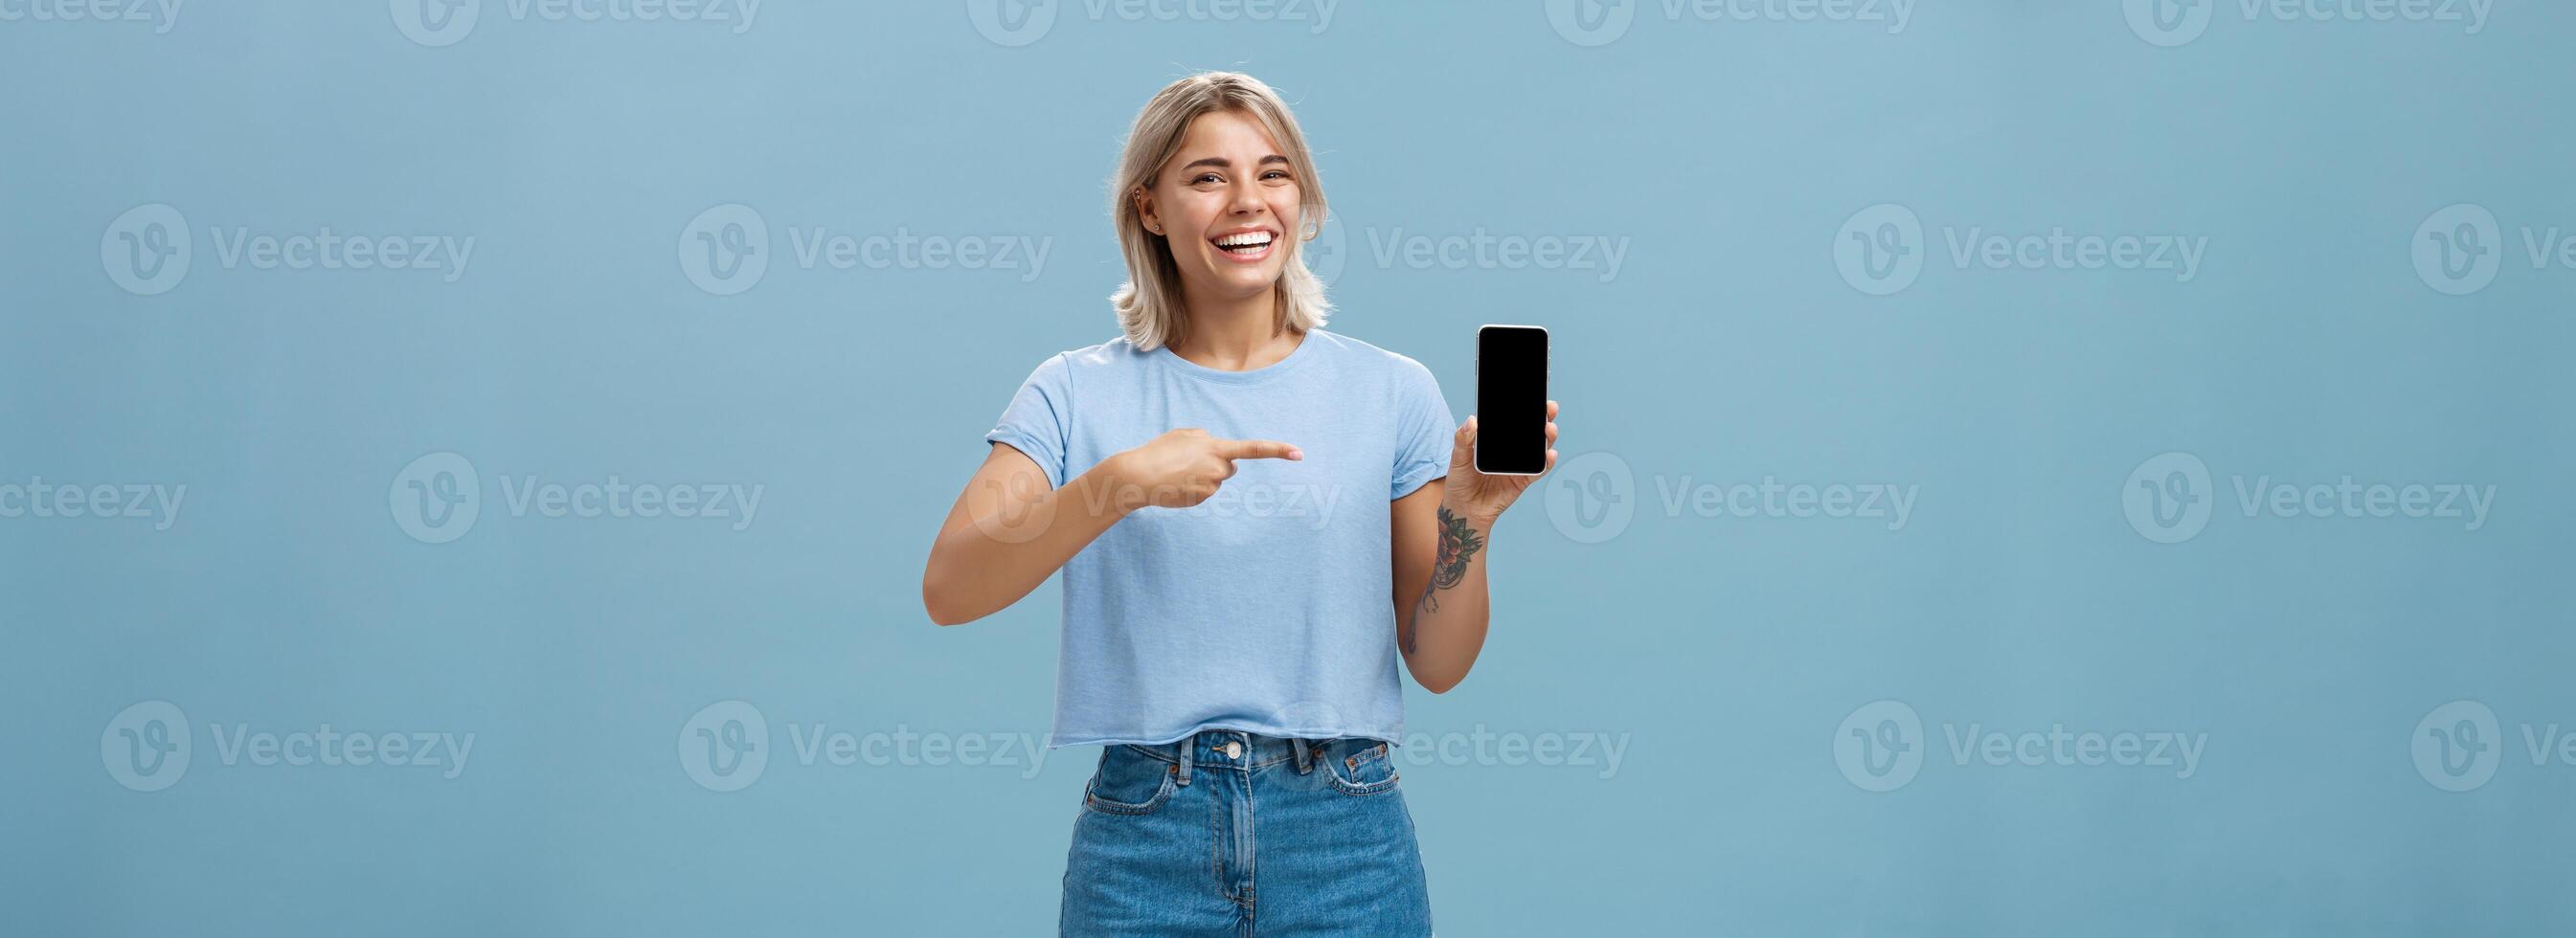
[1060,730,1433,936]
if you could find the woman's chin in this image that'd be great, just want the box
[1188,265,1285,298]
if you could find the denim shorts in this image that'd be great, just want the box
[1060,730,1433,936]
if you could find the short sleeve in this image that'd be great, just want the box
[1389,357,1455,500]
[984,354,1073,489]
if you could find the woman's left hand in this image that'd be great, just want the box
[1442,400,1558,525]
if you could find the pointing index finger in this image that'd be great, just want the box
[1217,438,1303,461]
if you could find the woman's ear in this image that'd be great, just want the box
[1133,187,1162,236]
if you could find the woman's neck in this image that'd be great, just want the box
[1171,289,1300,371]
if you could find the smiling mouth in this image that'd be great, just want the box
[1210,230,1277,261]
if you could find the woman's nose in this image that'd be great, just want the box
[1228,183,1264,213]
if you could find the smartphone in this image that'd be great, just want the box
[1474,324,1549,476]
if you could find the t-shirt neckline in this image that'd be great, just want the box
[1151,328,1320,386]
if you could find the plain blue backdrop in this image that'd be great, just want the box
[6,1,2572,934]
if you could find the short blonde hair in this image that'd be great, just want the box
[1109,72,1330,351]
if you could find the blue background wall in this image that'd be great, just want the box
[6,1,2571,934]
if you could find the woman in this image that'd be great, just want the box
[921,72,1558,936]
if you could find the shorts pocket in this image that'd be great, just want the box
[1081,745,1178,815]
[1324,740,1401,796]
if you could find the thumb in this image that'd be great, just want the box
[1450,417,1478,469]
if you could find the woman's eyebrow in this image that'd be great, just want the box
[1180,154,1292,171]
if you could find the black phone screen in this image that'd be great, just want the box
[1475,326,1548,475]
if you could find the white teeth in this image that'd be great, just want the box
[1215,232,1274,248]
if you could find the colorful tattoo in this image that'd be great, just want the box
[1405,505,1485,655]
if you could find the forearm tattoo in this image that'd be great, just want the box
[1404,505,1485,655]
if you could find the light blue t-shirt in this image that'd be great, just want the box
[984,329,1454,748]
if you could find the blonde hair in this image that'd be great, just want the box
[1109,72,1330,351]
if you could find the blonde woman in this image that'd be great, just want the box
[922,72,1558,936]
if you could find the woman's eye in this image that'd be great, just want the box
[1193,173,1224,185]
[1262,170,1293,182]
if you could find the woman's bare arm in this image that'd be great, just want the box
[1390,402,1557,692]
[922,431,1302,625]
[922,444,1132,626]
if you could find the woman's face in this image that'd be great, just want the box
[1137,109,1304,306]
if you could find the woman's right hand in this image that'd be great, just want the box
[1105,429,1303,509]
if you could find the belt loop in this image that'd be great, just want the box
[1291,737,1316,774]
[1173,735,1192,787]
